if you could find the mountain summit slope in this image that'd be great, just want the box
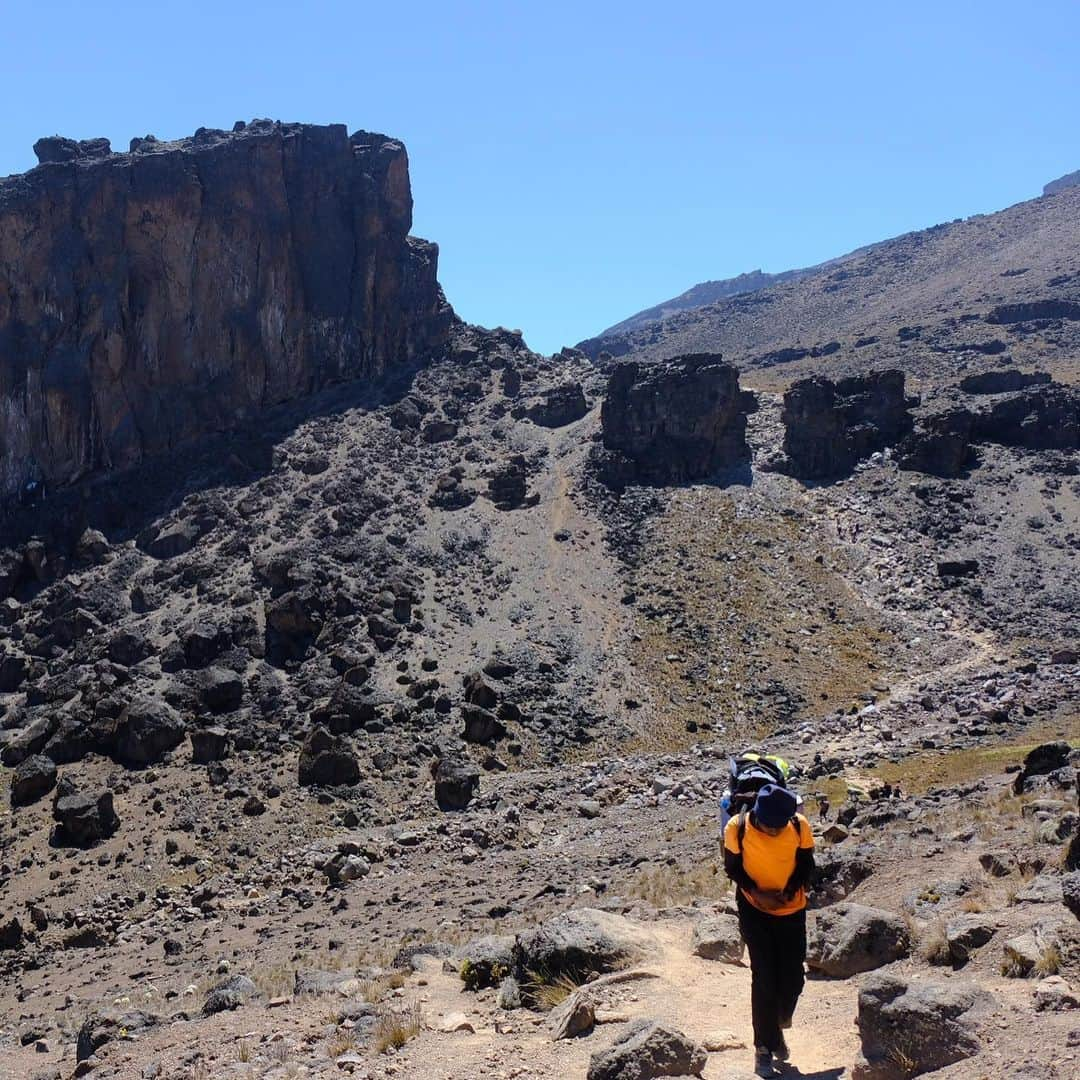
[578,185,1080,391]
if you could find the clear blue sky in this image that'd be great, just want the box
[3,2,1079,353]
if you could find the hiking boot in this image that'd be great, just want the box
[775,1035,790,1061]
[754,1047,777,1077]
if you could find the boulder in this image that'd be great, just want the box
[587,1019,707,1080]
[297,725,360,787]
[1034,975,1080,1012]
[10,754,58,806]
[945,914,996,966]
[486,455,531,510]
[807,903,911,977]
[599,354,751,486]
[190,727,231,764]
[0,714,56,767]
[959,370,1051,394]
[51,781,120,848]
[0,917,23,950]
[76,1009,158,1063]
[898,407,975,477]
[810,845,876,905]
[857,973,991,1078]
[202,974,258,1015]
[691,915,744,964]
[515,909,652,983]
[434,757,479,811]
[457,934,516,990]
[1063,872,1080,920]
[518,382,589,427]
[461,704,506,744]
[114,697,185,767]
[199,667,244,712]
[1014,742,1072,793]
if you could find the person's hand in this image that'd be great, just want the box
[748,887,786,911]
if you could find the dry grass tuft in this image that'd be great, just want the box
[1035,943,1062,977]
[326,1026,358,1058]
[253,962,294,998]
[525,970,581,1011]
[373,1001,424,1054]
[920,920,952,966]
[626,860,730,908]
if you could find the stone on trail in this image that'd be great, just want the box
[438,1011,475,1033]
[691,914,744,964]
[856,973,992,1078]
[515,908,656,984]
[549,990,596,1040]
[587,1019,707,1080]
[807,902,911,977]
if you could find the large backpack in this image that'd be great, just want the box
[720,751,795,834]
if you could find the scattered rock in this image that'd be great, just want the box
[298,726,360,787]
[807,903,911,977]
[691,915,744,964]
[856,973,991,1078]
[587,1019,707,1080]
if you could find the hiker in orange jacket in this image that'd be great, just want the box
[724,784,815,1078]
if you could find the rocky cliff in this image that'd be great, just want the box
[0,120,452,500]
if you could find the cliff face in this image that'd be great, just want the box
[0,120,453,499]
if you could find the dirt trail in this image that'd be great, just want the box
[400,917,860,1079]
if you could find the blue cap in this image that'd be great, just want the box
[754,784,798,828]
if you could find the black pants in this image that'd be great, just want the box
[737,890,807,1053]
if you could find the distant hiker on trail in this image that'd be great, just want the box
[724,783,815,1078]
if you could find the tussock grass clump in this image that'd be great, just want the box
[920,920,952,966]
[254,962,294,998]
[525,970,581,1011]
[1035,943,1062,977]
[360,971,407,1004]
[373,1001,424,1053]
[326,1026,358,1057]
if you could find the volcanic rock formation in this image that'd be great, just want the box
[779,370,913,481]
[597,353,752,487]
[0,120,452,500]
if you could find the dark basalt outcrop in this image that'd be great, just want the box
[985,299,1080,324]
[899,381,1080,476]
[780,370,913,481]
[958,370,1051,395]
[597,354,752,487]
[0,120,452,500]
